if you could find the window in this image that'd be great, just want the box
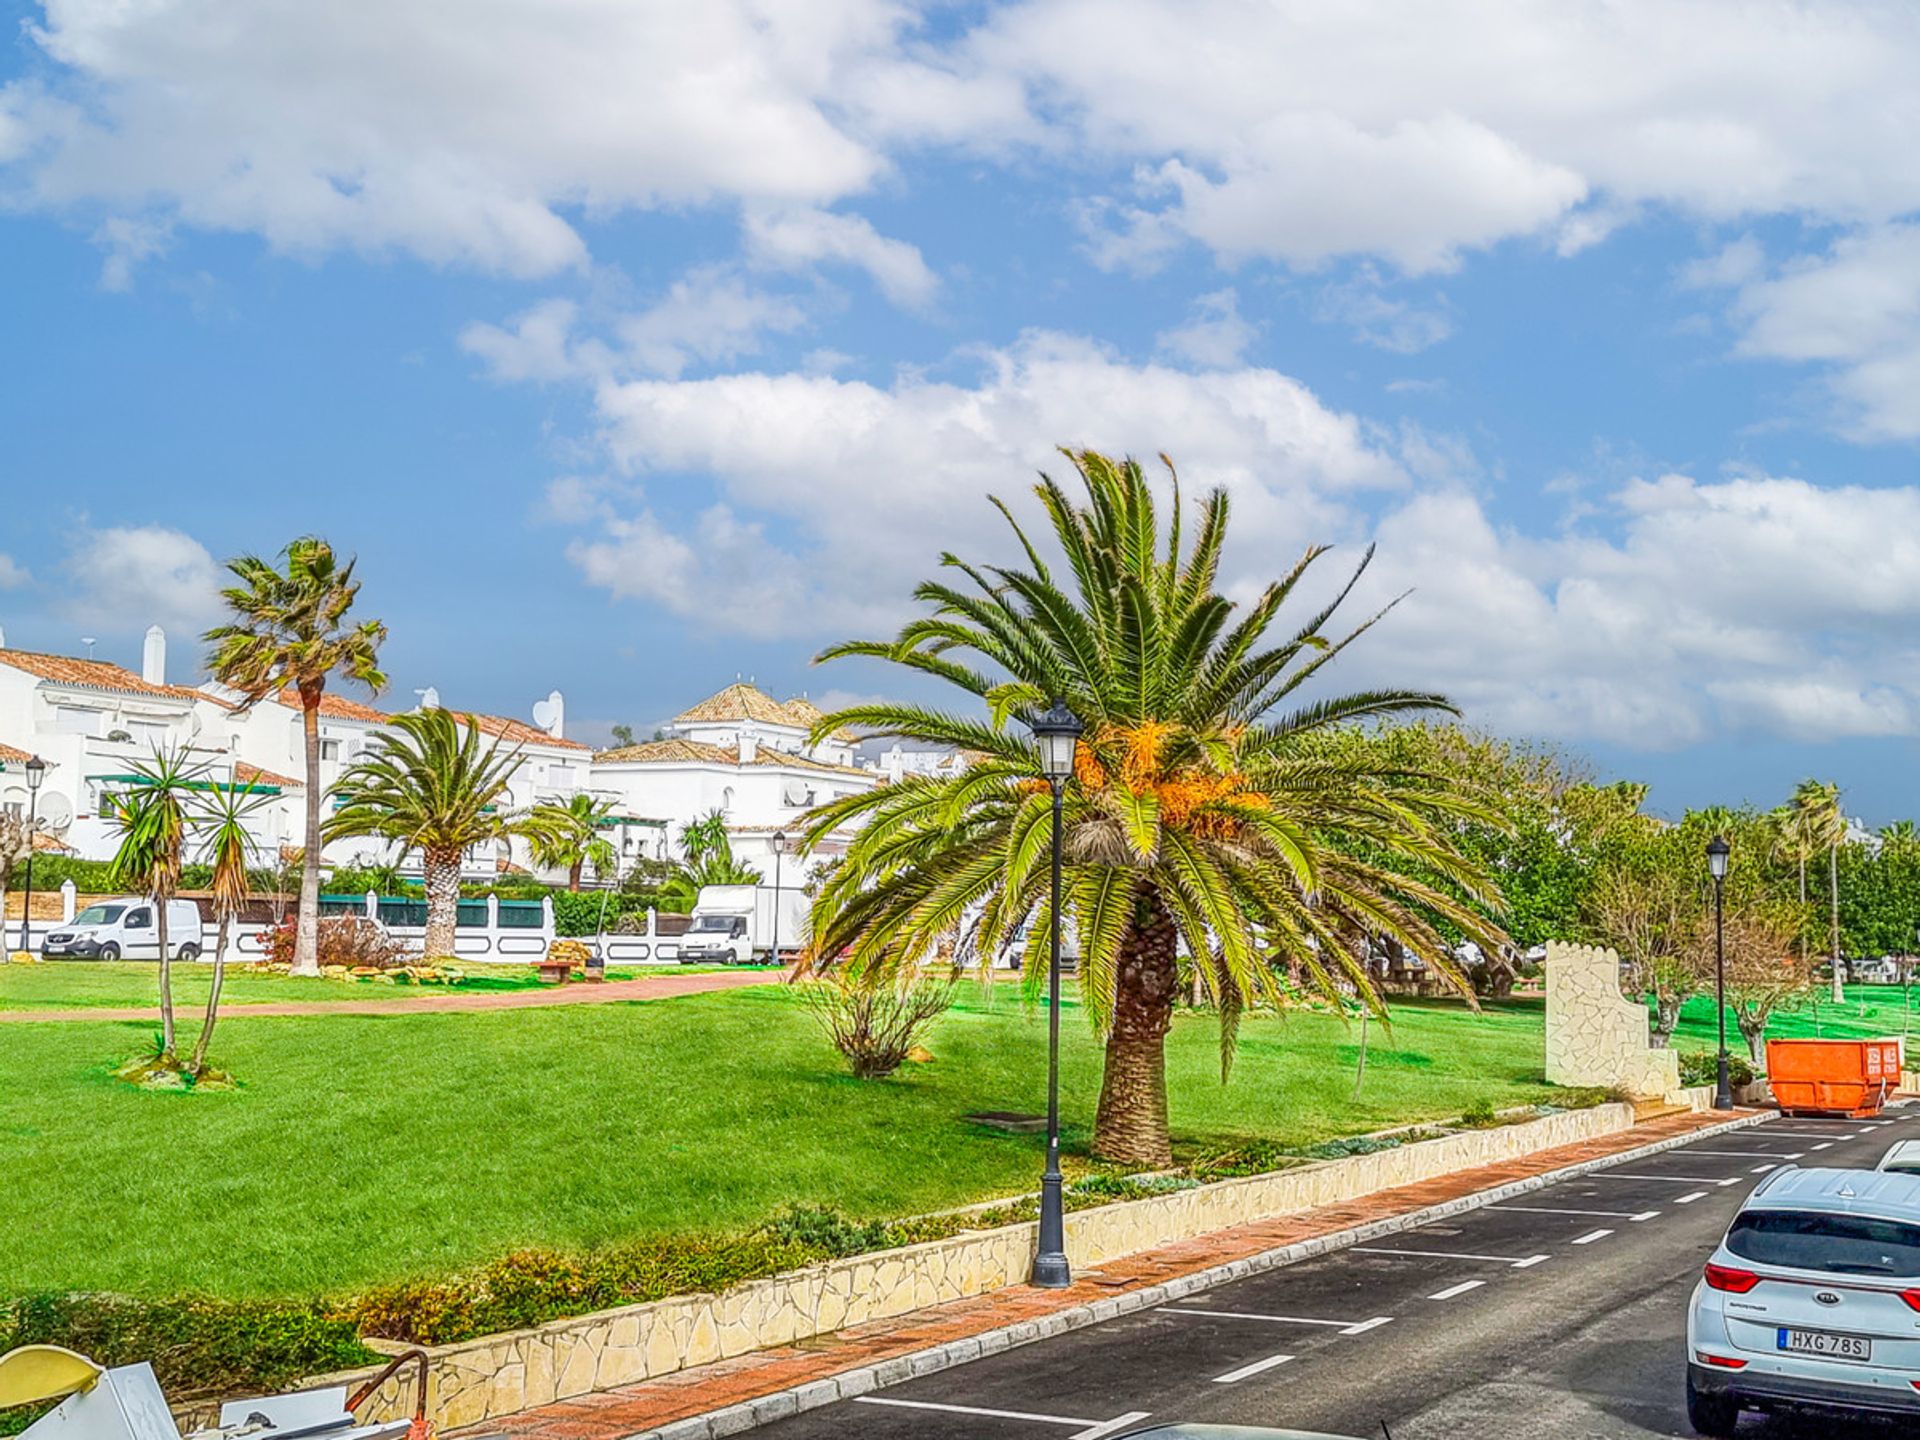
[124,908,152,930]
[52,706,102,735]
[319,740,341,761]
[75,905,127,926]
[1727,1210,1920,1277]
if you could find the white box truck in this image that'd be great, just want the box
[680,883,810,964]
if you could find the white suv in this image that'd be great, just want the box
[1687,1167,1920,1432]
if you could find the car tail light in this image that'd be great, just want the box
[1704,1263,1761,1293]
[1697,1353,1749,1370]
[1902,1289,1920,1313]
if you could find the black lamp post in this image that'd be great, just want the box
[1027,699,1083,1289]
[1707,834,1733,1111]
[19,756,46,959]
[769,830,787,963]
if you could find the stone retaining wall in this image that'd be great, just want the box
[283,1101,1636,1432]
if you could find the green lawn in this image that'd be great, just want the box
[0,962,765,1010]
[0,987,1559,1300]
[1670,984,1920,1056]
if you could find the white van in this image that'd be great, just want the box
[40,898,205,961]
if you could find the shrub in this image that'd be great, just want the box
[1457,1098,1500,1128]
[798,969,960,1078]
[550,890,624,937]
[1676,1049,1757,1089]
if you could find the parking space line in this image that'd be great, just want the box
[1070,1413,1153,1440]
[1353,1246,1548,1267]
[1675,1191,1710,1204]
[1811,1142,1833,1150]
[854,1397,1105,1428]
[1688,1150,1803,1159]
[1167,1307,1385,1332]
[1751,1164,1776,1174]
[1340,1316,1395,1335]
[1211,1354,1294,1384]
[1592,1173,1743,1186]
[1488,1205,1658,1221]
[1427,1280,1486,1300]
[1570,1228,1613,1245]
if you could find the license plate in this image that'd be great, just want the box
[1778,1327,1872,1361]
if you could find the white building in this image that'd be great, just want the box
[591,683,880,870]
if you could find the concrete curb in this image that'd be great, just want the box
[632,1109,1775,1440]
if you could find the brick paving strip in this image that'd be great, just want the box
[0,969,778,1023]
[460,1105,1771,1440]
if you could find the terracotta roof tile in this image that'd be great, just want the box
[0,742,33,766]
[274,686,389,724]
[780,695,859,743]
[0,649,202,704]
[455,711,591,752]
[673,683,803,728]
[235,762,303,790]
[593,736,872,780]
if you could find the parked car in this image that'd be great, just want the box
[39,898,204,961]
[1686,1166,1920,1433]
[1877,1140,1920,1176]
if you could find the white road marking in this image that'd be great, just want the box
[1427,1280,1486,1301]
[854,1397,1103,1428]
[1592,1173,1743,1186]
[1688,1150,1804,1159]
[1488,1205,1658,1221]
[1211,1354,1295,1384]
[1675,1191,1710,1204]
[1071,1414,1153,1440]
[1751,1164,1777,1174]
[1571,1228,1613,1245]
[1812,1143,1834,1150]
[1166,1307,1387,1332]
[1353,1246,1549,1267]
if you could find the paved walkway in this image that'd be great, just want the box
[459,1106,1752,1440]
[0,969,779,1022]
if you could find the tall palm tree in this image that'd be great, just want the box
[800,450,1507,1165]
[524,793,618,891]
[107,746,211,1060]
[325,709,525,956]
[204,537,387,976]
[189,779,274,1075]
[1791,779,1847,1002]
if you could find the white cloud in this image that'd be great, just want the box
[1315,274,1452,354]
[743,207,938,309]
[61,526,222,634]
[0,555,29,589]
[1155,289,1257,367]
[460,299,586,384]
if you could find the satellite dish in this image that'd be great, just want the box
[532,697,561,732]
[36,791,73,832]
[782,780,815,807]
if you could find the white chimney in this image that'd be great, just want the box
[738,722,758,764]
[142,626,166,685]
[418,685,441,711]
[0,624,7,648]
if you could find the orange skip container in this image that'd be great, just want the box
[1766,1038,1903,1118]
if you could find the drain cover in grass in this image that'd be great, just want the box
[964,1111,1046,1132]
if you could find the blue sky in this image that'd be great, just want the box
[5,1,1920,820]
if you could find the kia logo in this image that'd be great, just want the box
[1815,1291,1842,1306]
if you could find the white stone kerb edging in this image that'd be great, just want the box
[633,1109,1776,1440]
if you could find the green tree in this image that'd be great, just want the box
[188,779,274,1075]
[106,747,210,1059]
[524,793,618,891]
[325,709,526,956]
[204,537,388,976]
[659,811,762,908]
[800,450,1507,1165]
[1790,779,1847,1001]
[609,723,637,747]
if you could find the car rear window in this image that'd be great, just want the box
[1728,1210,1920,1277]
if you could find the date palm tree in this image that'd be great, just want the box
[325,708,526,956]
[188,779,274,1076]
[525,792,618,890]
[1791,778,1847,1002]
[204,537,387,976]
[107,746,212,1060]
[800,450,1507,1165]
[658,810,762,909]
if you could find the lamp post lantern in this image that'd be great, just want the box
[769,830,788,964]
[1707,834,1733,1110]
[19,756,46,959]
[1027,699,1083,1289]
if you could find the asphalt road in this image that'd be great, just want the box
[752,1106,1920,1440]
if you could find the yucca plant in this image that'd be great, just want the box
[800,450,1508,1164]
[106,746,213,1059]
[188,778,275,1074]
[325,709,526,956]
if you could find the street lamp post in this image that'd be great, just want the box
[19,756,46,959]
[769,831,787,964]
[1027,700,1083,1289]
[1707,834,1733,1111]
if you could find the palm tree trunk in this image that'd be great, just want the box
[569,858,583,892]
[191,915,230,1075]
[156,901,175,1057]
[295,691,324,976]
[1830,842,1844,1004]
[1093,883,1181,1166]
[424,848,461,957]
